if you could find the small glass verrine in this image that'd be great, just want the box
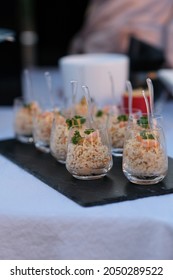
[13,96,40,143]
[122,126,168,185]
[33,109,54,153]
[108,107,142,157]
[66,123,113,180]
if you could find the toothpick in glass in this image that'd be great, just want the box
[146,78,154,117]
[126,80,133,117]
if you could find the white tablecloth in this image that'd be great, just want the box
[0,103,173,260]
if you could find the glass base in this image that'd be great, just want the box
[35,142,50,153]
[16,134,33,144]
[66,164,113,180]
[72,173,107,180]
[112,148,123,157]
[58,159,66,164]
[123,169,165,185]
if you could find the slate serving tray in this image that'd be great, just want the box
[0,139,173,207]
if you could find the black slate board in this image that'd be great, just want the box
[0,139,173,207]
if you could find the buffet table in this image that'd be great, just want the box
[0,99,173,260]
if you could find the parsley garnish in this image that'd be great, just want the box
[66,115,86,129]
[137,116,149,128]
[71,128,95,145]
[140,130,155,140]
[74,115,86,124]
[84,128,95,135]
[117,114,128,122]
[71,130,83,145]
[96,110,103,117]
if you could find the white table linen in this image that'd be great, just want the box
[0,103,173,260]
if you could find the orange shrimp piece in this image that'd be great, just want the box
[119,121,127,128]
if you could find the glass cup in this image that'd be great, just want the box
[33,109,54,153]
[66,124,113,180]
[122,126,168,185]
[50,111,69,163]
[13,96,40,143]
[107,107,142,157]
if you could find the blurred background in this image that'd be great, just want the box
[0,0,89,105]
[0,0,172,106]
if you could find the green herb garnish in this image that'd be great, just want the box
[71,130,83,145]
[84,128,95,135]
[66,119,72,129]
[66,115,86,129]
[96,110,103,117]
[74,115,86,124]
[117,114,128,122]
[137,116,149,128]
[140,130,155,140]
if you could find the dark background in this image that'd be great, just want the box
[0,0,167,105]
[0,0,89,105]
[35,0,89,65]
